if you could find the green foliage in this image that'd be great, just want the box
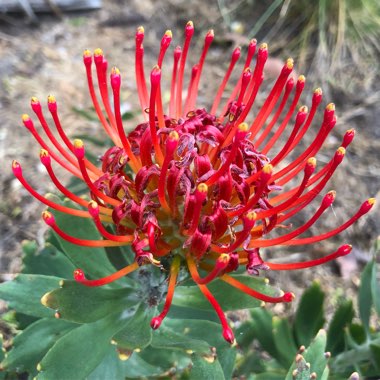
[293,282,325,347]
[0,274,64,319]
[1,318,75,376]
[113,304,155,351]
[41,281,137,323]
[235,255,380,379]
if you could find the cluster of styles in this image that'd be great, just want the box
[12,22,374,343]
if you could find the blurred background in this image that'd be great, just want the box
[0,0,379,301]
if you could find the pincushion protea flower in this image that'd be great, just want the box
[12,21,374,344]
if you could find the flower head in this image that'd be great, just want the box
[12,22,374,344]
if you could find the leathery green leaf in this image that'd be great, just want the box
[37,312,126,380]
[188,354,225,380]
[21,239,75,278]
[113,303,155,350]
[320,367,330,380]
[136,345,191,378]
[303,329,328,378]
[235,320,256,348]
[250,308,278,358]
[326,300,354,355]
[358,260,374,333]
[371,261,380,317]
[273,317,298,368]
[88,345,167,380]
[167,305,218,322]
[0,274,63,318]
[251,373,286,380]
[2,318,75,374]
[294,281,325,347]
[41,280,138,323]
[151,325,212,354]
[173,275,281,311]
[163,319,236,380]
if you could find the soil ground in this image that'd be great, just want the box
[0,0,379,316]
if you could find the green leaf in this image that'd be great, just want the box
[320,367,329,380]
[2,318,75,374]
[123,354,170,379]
[173,275,281,311]
[273,317,298,368]
[136,345,191,377]
[359,260,374,333]
[113,304,155,350]
[48,198,118,280]
[294,282,325,347]
[218,345,237,380]
[22,240,76,277]
[105,243,135,271]
[327,300,354,355]
[163,319,236,379]
[20,239,38,256]
[41,280,138,323]
[349,323,366,345]
[234,350,268,376]
[251,373,286,380]
[235,320,256,349]
[0,274,63,318]
[250,308,278,358]
[89,346,167,380]
[167,305,219,322]
[188,354,225,380]
[37,312,126,380]
[11,312,39,330]
[88,347,132,380]
[303,329,328,378]
[151,325,212,354]
[371,261,380,317]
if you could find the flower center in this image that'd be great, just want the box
[95,107,272,265]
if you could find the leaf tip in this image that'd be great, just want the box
[41,291,51,307]
[298,345,306,353]
[117,347,132,361]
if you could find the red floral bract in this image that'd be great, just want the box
[12,21,374,343]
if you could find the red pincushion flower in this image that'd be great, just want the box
[12,21,374,344]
